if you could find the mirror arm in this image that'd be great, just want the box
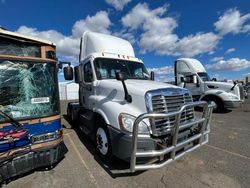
[58,61,71,69]
[231,82,237,90]
[115,72,132,103]
[121,80,132,103]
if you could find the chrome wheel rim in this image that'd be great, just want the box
[96,127,108,155]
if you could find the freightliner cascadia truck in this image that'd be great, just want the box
[0,28,67,182]
[174,58,245,112]
[64,32,214,172]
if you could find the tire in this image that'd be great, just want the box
[67,104,77,124]
[67,105,72,122]
[70,108,76,123]
[95,119,113,161]
[204,97,224,113]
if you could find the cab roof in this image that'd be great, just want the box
[80,32,135,61]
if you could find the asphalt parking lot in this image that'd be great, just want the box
[3,98,250,188]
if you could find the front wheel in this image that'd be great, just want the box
[204,97,224,113]
[95,121,113,161]
[67,106,72,122]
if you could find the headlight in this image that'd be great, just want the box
[118,113,150,134]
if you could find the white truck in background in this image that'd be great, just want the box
[63,32,214,172]
[175,58,245,112]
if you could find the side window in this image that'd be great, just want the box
[185,75,194,83]
[84,62,93,83]
[134,68,143,77]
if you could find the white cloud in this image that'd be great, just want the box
[147,65,174,82]
[242,24,250,33]
[16,11,111,65]
[122,3,168,30]
[214,8,250,35]
[148,65,174,75]
[121,3,219,57]
[211,56,224,62]
[114,29,136,44]
[105,0,131,10]
[174,32,220,57]
[225,48,236,54]
[122,3,178,56]
[208,51,215,55]
[72,11,111,38]
[206,58,250,71]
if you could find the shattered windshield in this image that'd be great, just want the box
[0,60,59,122]
[0,39,41,57]
[94,58,150,80]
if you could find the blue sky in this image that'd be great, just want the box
[1,0,250,82]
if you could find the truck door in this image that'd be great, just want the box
[81,61,95,109]
[184,74,202,100]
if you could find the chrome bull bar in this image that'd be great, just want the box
[130,101,214,172]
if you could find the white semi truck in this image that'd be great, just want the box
[64,32,214,172]
[175,58,245,112]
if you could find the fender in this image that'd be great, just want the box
[199,89,239,102]
[199,89,225,102]
[93,94,147,130]
[93,108,110,125]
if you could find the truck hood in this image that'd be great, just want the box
[205,81,234,90]
[94,79,189,127]
[97,79,181,97]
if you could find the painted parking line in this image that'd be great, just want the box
[65,134,100,188]
[206,144,250,160]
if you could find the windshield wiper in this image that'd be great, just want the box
[0,110,23,129]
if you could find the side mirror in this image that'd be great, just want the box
[150,71,155,81]
[193,75,198,84]
[212,77,217,81]
[115,72,127,81]
[193,75,200,87]
[58,63,63,69]
[74,66,81,83]
[64,66,73,80]
[58,61,71,69]
[115,72,132,103]
[180,76,186,82]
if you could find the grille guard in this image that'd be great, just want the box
[130,101,214,172]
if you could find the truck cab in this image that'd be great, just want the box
[175,58,244,112]
[65,32,214,172]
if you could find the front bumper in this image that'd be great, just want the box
[224,100,242,108]
[109,101,214,172]
[0,141,67,183]
[109,127,156,162]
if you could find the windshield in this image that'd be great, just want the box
[0,60,59,122]
[197,72,211,82]
[94,58,150,80]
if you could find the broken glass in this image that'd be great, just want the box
[0,39,41,57]
[0,60,59,122]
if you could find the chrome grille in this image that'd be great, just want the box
[146,89,194,136]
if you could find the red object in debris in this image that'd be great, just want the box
[0,129,28,141]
